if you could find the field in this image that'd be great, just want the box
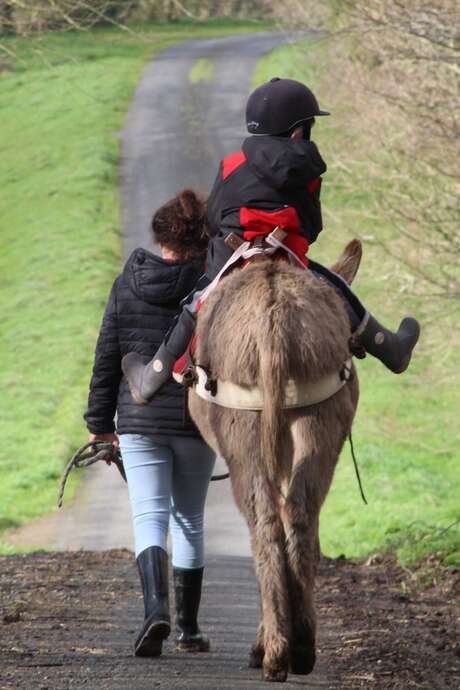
[0,18,272,554]
[253,43,459,565]
[1,22,457,565]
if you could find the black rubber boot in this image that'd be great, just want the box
[353,313,420,373]
[135,546,171,657]
[173,567,210,652]
[122,344,176,405]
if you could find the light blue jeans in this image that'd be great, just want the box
[119,433,215,569]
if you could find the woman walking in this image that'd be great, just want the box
[84,189,215,657]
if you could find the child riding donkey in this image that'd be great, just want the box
[122,78,420,403]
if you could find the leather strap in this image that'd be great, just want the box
[173,361,352,410]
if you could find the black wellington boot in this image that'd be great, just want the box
[173,567,210,652]
[122,344,176,405]
[353,312,420,373]
[135,546,171,657]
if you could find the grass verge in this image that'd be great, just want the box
[0,18,272,553]
[189,57,215,84]
[253,42,459,566]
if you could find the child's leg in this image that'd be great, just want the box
[308,259,420,373]
[122,237,229,404]
[121,276,211,404]
[165,276,211,358]
[308,259,365,329]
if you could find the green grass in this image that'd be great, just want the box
[2,23,457,565]
[253,43,459,566]
[189,57,215,84]
[0,18,272,553]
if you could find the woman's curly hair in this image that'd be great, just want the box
[152,189,210,261]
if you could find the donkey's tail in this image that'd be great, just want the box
[258,314,288,482]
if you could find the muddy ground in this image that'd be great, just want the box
[0,551,458,690]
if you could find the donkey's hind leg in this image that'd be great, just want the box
[280,462,320,675]
[250,475,290,682]
[283,510,318,672]
[249,621,265,669]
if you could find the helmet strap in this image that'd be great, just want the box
[281,118,315,141]
[301,119,315,141]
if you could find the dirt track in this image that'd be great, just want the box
[1,551,458,690]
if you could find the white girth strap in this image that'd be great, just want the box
[174,361,352,410]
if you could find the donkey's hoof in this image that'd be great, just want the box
[249,644,264,668]
[262,660,288,682]
[289,645,316,675]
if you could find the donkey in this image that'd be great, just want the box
[188,240,362,682]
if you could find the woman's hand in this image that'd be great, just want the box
[88,433,119,464]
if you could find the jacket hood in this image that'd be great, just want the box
[123,248,203,306]
[242,135,327,190]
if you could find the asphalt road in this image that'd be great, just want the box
[120,32,290,255]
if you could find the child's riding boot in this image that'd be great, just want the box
[122,308,196,404]
[122,343,176,405]
[135,546,171,656]
[352,313,420,373]
[173,567,210,652]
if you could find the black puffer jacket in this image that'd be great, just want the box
[84,248,204,437]
[205,135,327,277]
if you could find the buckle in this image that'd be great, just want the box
[348,335,367,360]
[269,226,287,243]
[340,361,354,382]
[204,377,218,397]
[224,232,245,251]
[182,366,198,388]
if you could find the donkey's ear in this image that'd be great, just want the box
[329,239,362,285]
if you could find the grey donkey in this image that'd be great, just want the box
[188,240,362,682]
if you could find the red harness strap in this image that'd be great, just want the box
[173,333,197,375]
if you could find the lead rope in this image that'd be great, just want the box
[211,471,229,481]
[348,432,367,505]
[57,441,126,508]
[58,440,229,508]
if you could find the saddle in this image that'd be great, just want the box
[173,227,303,380]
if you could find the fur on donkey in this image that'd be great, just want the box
[189,240,362,682]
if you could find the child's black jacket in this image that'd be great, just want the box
[205,135,327,278]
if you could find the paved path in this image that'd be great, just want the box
[120,33,291,256]
[1,551,337,689]
[4,551,457,690]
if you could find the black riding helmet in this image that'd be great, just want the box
[246,77,330,136]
